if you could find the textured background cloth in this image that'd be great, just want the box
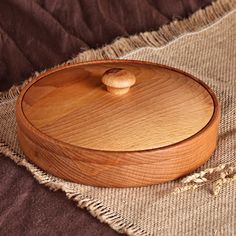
[0,0,212,91]
[1,1,236,235]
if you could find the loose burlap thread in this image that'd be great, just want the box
[0,0,236,235]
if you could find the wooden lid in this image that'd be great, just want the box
[20,60,214,152]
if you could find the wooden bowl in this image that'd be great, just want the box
[16,60,220,187]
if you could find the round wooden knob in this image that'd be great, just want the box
[102,68,136,95]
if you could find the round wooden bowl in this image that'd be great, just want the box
[16,60,220,187]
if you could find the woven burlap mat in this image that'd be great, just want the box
[0,0,236,235]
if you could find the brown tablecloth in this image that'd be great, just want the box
[0,1,213,235]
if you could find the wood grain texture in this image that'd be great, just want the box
[16,60,220,187]
[20,62,214,151]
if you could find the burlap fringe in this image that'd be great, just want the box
[0,0,235,95]
[0,142,149,236]
[173,161,236,195]
[0,0,236,235]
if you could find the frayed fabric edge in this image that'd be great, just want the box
[0,142,149,236]
[0,0,235,96]
[173,161,236,195]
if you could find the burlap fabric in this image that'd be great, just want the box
[0,0,235,235]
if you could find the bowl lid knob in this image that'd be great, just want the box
[102,68,136,95]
